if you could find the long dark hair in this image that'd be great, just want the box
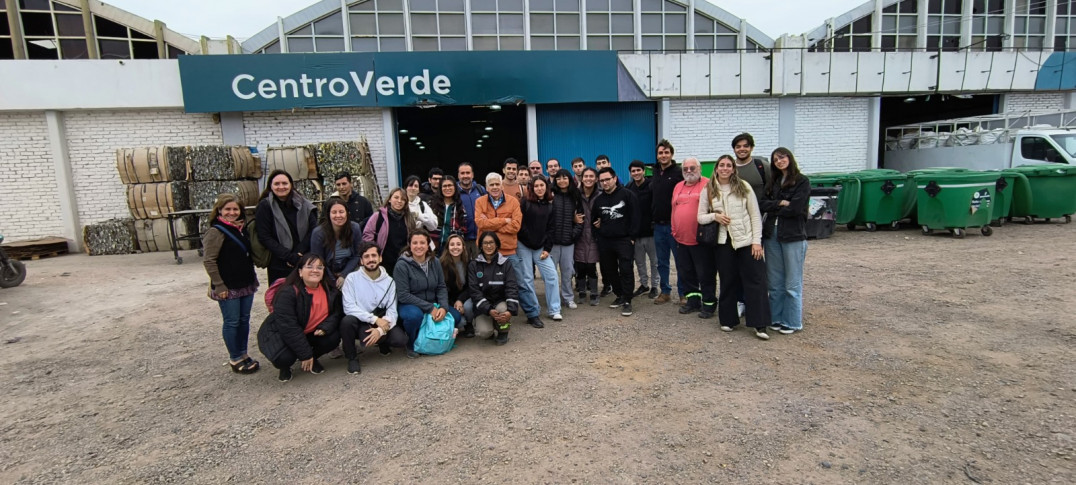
[439,233,470,289]
[318,197,354,256]
[260,169,296,201]
[432,175,461,214]
[526,176,553,203]
[552,168,584,207]
[283,253,331,293]
[769,147,803,190]
[580,167,599,198]
[478,231,501,257]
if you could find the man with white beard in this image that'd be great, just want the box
[670,158,710,316]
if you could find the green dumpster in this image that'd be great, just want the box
[914,171,998,238]
[836,172,917,231]
[984,170,1031,226]
[804,172,850,188]
[1005,164,1076,223]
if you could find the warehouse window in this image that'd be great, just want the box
[584,0,634,51]
[638,0,686,51]
[410,0,466,52]
[968,0,1005,51]
[531,0,582,51]
[19,0,91,59]
[1012,0,1047,50]
[471,0,524,51]
[0,6,13,59]
[1054,0,1076,51]
[880,0,918,51]
[92,15,160,59]
[350,0,406,52]
[692,12,737,52]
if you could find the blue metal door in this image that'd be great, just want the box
[536,102,656,182]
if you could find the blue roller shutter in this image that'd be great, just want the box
[536,102,656,182]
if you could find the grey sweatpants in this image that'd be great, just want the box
[633,236,659,289]
[550,244,576,304]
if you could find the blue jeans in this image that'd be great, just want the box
[218,294,254,361]
[398,304,464,349]
[517,244,562,316]
[507,253,541,318]
[653,224,682,296]
[764,235,807,330]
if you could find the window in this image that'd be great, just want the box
[0,6,13,59]
[471,0,524,51]
[91,15,161,59]
[637,0,686,51]
[1012,0,1047,50]
[1049,133,1076,160]
[1021,136,1060,162]
[287,11,345,52]
[19,1,97,59]
[530,0,581,50]
[879,0,919,51]
[584,0,634,51]
[349,0,406,52]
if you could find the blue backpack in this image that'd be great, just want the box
[413,305,456,355]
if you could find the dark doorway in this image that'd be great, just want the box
[879,94,998,167]
[395,105,527,184]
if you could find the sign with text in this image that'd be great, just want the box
[178,51,619,113]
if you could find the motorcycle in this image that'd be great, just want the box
[0,235,27,288]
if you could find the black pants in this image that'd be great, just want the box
[598,237,635,301]
[716,240,771,329]
[340,315,408,360]
[269,331,341,369]
[677,243,717,306]
[574,262,598,294]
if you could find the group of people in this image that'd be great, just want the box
[200,133,810,381]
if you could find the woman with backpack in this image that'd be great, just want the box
[309,197,364,289]
[574,168,601,306]
[759,147,811,335]
[699,155,771,340]
[393,229,463,358]
[430,175,467,255]
[255,170,317,284]
[467,231,519,345]
[257,253,342,383]
[405,175,438,232]
[363,188,416,277]
[550,169,584,309]
[439,234,474,337]
[202,193,260,375]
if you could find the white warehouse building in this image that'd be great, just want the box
[2,0,1075,249]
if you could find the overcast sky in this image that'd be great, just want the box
[103,0,865,42]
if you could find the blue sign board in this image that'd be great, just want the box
[178,51,620,113]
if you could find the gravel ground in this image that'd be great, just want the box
[0,222,1073,484]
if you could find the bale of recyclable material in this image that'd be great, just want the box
[189,146,261,181]
[83,218,137,256]
[188,180,260,210]
[116,146,188,183]
[126,182,190,219]
[135,217,196,252]
[265,146,318,180]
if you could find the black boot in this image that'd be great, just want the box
[679,295,702,314]
[495,330,509,345]
[462,322,476,338]
[698,301,716,319]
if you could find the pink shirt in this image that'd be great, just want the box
[671,178,708,245]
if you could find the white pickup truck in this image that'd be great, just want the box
[883,110,1076,172]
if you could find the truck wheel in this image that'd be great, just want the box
[980,225,993,236]
[865,223,877,232]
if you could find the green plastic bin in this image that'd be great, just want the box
[835,172,917,231]
[1005,164,1076,223]
[984,170,1031,226]
[914,171,998,238]
[804,172,849,188]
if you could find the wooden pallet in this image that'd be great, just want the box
[1,237,69,260]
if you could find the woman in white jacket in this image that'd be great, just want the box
[697,155,773,340]
[405,175,438,232]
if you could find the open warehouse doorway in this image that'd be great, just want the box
[879,94,998,167]
[395,105,527,184]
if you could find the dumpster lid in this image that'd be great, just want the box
[1007,164,1076,176]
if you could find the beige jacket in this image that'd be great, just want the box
[696,181,762,249]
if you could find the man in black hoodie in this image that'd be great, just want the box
[649,139,683,305]
[626,160,658,299]
[593,167,639,317]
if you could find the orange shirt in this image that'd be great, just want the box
[501,177,525,200]
[304,285,329,334]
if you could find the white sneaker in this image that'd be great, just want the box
[551,313,563,321]
[720,325,734,332]
[737,302,746,318]
[567,301,578,309]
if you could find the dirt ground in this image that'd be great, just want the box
[0,222,1073,484]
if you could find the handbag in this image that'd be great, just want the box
[413,304,456,355]
[696,222,718,246]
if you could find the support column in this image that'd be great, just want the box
[526,104,538,162]
[657,99,671,141]
[277,17,288,53]
[44,111,82,252]
[340,0,352,52]
[686,0,695,50]
[872,0,883,51]
[154,20,167,59]
[219,112,245,146]
[1045,0,1058,53]
[381,108,399,195]
[78,0,98,58]
[5,0,25,59]
[866,96,881,169]
[917,0,928,51]
[1064,91,1076,109]
[960,0,973,49]
[778,97,796,150]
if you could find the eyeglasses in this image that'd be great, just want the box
[303,265,325,271]
[683,166,699,172]
[599,178,614,183]
[481,241,497,246]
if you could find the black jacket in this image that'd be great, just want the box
[255,196,317,275]
[467,253,520,316]
[650,161,683,224]
[759,175,811,242]
[550,190,584,246]
[518,198,556,252]
[593,186,639,240]
[257,282,342,363]
[208,218,257,291]
[625,177,654,237]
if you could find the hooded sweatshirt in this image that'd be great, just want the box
[341,266,398,330]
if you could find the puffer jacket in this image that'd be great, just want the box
[697,182,762,250]
[573,188,600,263]
[518,198,555,251]
[759,175,811,242]
[550,190,583,246]
[467,253,520,316]
[257,282,342,363]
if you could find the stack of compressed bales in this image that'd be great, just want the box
[265,145,323,204]
[114,146,195,254]
[82,218,137,256]
[184,146,262,234]
[315,137,382,206]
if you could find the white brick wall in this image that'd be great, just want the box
[0,112,63,241]
[63,109,222,227]
[793,97,871,173]
[1003,92,1066,112]
[668,99,780,162]
[243,108,388,197]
